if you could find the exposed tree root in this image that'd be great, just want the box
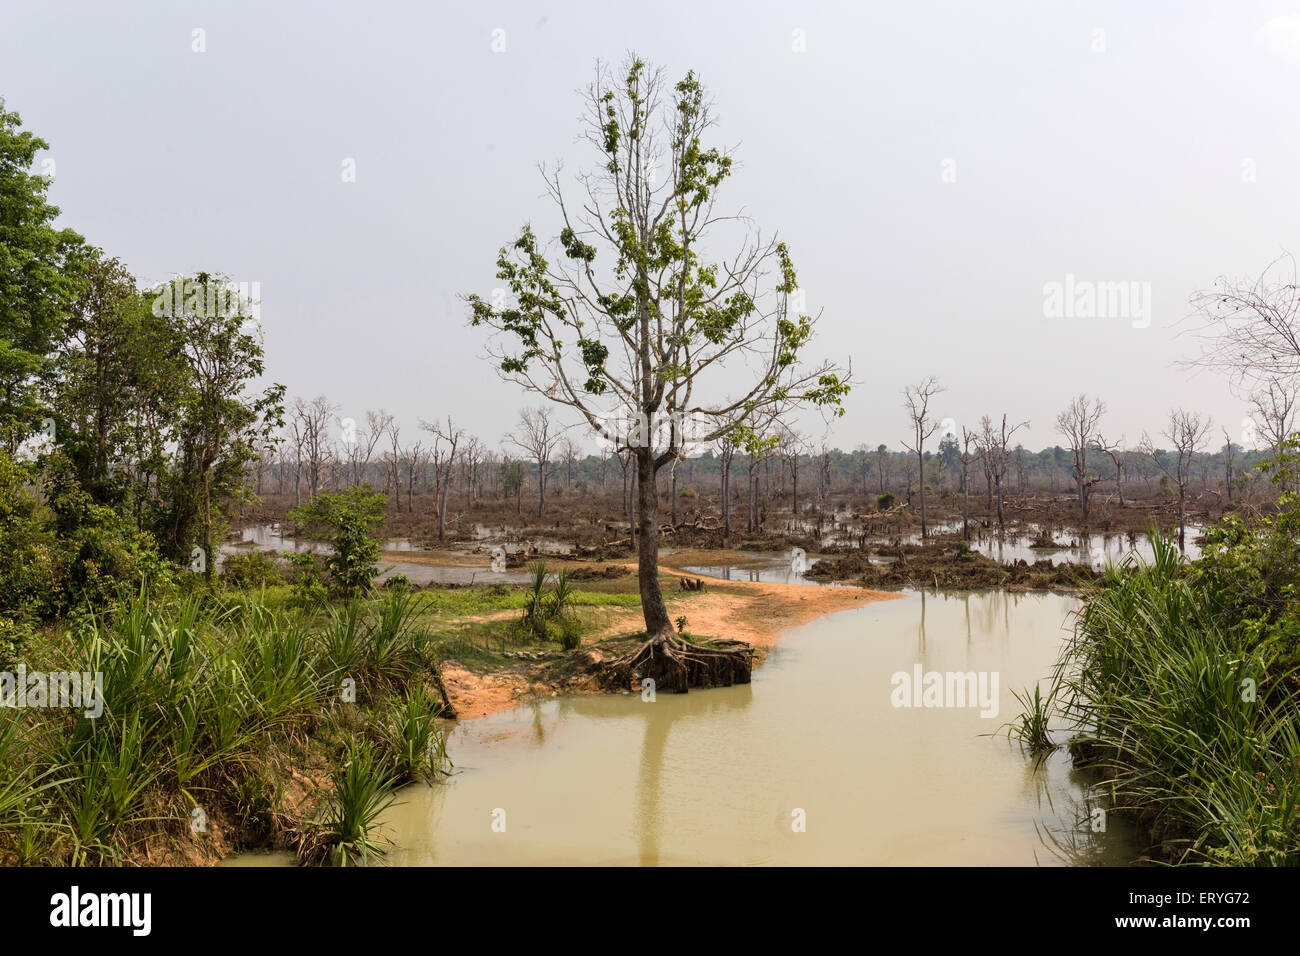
[604,628,752,693]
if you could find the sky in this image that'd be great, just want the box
[4,0,1300,454]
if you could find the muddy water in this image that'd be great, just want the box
[376,590,1135,866]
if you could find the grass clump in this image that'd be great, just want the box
[1040,528,1300,865]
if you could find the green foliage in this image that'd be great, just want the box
[285,551,328,606]
[877,492,895,510]
[0,451,59,620]
[221,549,284,590]
[380,685,450,784]
[313,739,398,867]
[1001,685,1055,757]
[0,102,85,445]
[517,563,583,648]
[0,618,31,669]
[0,590,446,864]
[290,488,387,602]
[1047,531,1300,865]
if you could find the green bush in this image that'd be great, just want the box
[222,548,284,590]
[285,551,328,607]
[289,488,386,601]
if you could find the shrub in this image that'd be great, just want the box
[285,551,328,607]
[222,548,284,590]
[380,685,450,783]
[289,488,386,601]
[313,739,399,867]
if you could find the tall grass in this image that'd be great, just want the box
[1046,534,1300,864]
[0,588,448,865]
[309,740,398,867]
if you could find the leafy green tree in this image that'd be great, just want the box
[151,274,284,582]
[290,487,387,602]
[468,56,848,662]
[0,102,85,449]
[51,249,162,504]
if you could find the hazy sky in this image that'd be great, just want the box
[5,0,1300,453]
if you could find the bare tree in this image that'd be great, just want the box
[459,435,485,509]
[383,419,403,511]
[1141,409,1212,549]
[1221,427,1236,503]
[1249,376,1300,452]
[1187,255,1300,389]
[901,377,944,536]
[1093,432,1126,507]
[290,396,336,500]
[958,426,979,539]
[778,427,804,523]
[1055,394,1105,521]
[421,416,464,540]
[396,441,429,512]
[558,436,580,490]
[344,409,388,488]
[975,414,1028,530]
[715,429,736,541]
[507,407,561,518]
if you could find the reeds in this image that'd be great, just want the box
[1042,533,1300,864]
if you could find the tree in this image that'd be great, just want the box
[421,415,462,539]
[153,274,284,582]
[290,396,335,498]
[958,426,978,538]
[0,102,85,450]
[1187,255,1300,389]
[975,413,1027,530]
[778,427,804,521]
[1221,427,1236,503]
[289,487,386,602]
[1056,394,1105,521]
[467,56,848,685]
[1249,377,1299,491]
[1093,432,1126,507]
[507,407,560,519]
[1142,409,1212,549]
[901,377,944,536]
[715,430,736,541]
[52,250,155,503]
[875,443,891,495]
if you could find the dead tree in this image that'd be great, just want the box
[1055,394,1105,522]
[901,377,944,536]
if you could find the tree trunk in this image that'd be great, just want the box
[962,465,970,539]
[636,450,672,635]
[606,448,752,694]
[720,456,731,544]
[917,450,928,537]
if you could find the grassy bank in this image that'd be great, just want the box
[0,573,656,866]
[1042,532,1300,865]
